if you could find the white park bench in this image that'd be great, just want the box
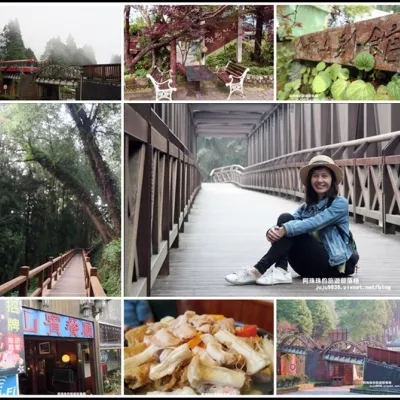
[146,66,177,101]
[216,61,250,100]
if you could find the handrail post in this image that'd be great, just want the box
[89,268,97,297]
[48,257,54,289]
[59,253,63,275]
[18,266,30,297]
[85,257,90,293]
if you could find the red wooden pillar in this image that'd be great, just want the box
[170,39,177,88]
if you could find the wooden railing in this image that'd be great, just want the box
[211,131,400,234]
[82,64,121,82]
[82,250,107,297]
[0,250,76,297]
[125,104,202,296]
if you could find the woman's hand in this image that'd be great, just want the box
[267,226,286,243]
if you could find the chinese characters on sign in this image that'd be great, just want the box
[0,300,25,377]
[23,308,94,339]
[294,14,400,72]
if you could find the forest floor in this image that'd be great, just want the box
[125,80,274,101]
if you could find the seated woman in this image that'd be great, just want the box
[225,155,359,286]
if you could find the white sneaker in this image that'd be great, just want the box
[256,266,293,285]
[225,267,258,285]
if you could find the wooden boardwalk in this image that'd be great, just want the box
[151,183,400,297]
[42,254,86,297]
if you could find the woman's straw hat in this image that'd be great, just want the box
[299,155,343,186]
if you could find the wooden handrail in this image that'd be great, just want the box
[82,250,106,297]
[0,249,76,297]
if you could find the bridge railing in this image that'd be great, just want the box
[82,64,120,82]
[82,250,106,297]
[211,131,400,234]
[0,249,76,297]
[125,104,202,296]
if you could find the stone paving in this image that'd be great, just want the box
[125,79,274,101]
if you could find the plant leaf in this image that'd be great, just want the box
[312,71,332,93]
[354,51,375,72]
[387,79,400,100]
[292,79,301,90]
[377,85,388,95]
[316,62,326,72]
[312,68,318,76]
[300,66,307,74]
[284,82,293,92]
[331,79,350,100]
[343,80,376,100]
[329,63,342,80]
[338,68,350,80]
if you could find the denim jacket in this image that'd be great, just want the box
[283,196,352,266]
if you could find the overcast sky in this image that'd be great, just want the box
[0,4,122,64]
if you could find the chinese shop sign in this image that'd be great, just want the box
[22,308,94,339]
[294,14,400,72]
[0,299,25,377]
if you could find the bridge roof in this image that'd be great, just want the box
[189,104,276,138]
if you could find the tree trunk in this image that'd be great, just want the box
[66,104,121,237]
[27,144,115,244]
[254,8,264,63]
[151,50,156,69]
[124,6,132,74]
[170,39,177,88]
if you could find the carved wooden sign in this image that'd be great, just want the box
[204,18,238,55]
[294,14,400,72]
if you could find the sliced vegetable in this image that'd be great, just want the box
[236,325,258,337]
[187,332,203,349]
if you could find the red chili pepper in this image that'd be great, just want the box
[236,325,258,337]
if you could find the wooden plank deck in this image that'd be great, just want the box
[42,254,86,297]
[151,183,400,297]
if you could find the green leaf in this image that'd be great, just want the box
[308,77,314,84]
[316,62,326,72]
[303,75,308,85]
[331,79,349,100]
[375,93,391,100]
[387,79,400,100]
[312,71,332,93]
[354,51,375,72]
[284,82,293,92]
[292,79,301,90]
[316,93,327,100]
[377,85,388,95]
[312,68,318,76]
[277,90,287,100]
[343,80,376,100]
[300,67,307,74]
[329,63,342,80]
[306,67,311,74]
[338,68,350,80]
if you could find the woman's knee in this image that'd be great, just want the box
[277,213,294,225]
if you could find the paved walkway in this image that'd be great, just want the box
[42,254,86,297]
[125,79,274,101]
[281,386,364,396]
[151,183,400,297]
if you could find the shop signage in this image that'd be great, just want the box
[0,299,25,376]
[99,323,121,345]
[22,308,94,339]
[0,375,18,396]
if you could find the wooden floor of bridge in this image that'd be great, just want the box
[42,254,86,297]
[151,183,400,297]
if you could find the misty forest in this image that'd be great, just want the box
[0,104,121,296]
[0,18,120,64]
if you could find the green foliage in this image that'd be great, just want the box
[277,300,313,335]
[0,19,35,60]
[248,66,273,75]
[278,50,399,100]
[95,239,121,297]
[103,369,121,395]
[354,51,375,72]
[0,104,121,287]
[306,301,333,339]
[335,300,396,341]
[276,45,294,92]
[197,137,247,182]
[134,68,147,78]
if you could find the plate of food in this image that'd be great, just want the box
[124,310,274,396]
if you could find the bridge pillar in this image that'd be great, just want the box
[19,75,39,99]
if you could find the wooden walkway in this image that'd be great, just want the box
[151,183,400,297]
[42,254,86,297]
